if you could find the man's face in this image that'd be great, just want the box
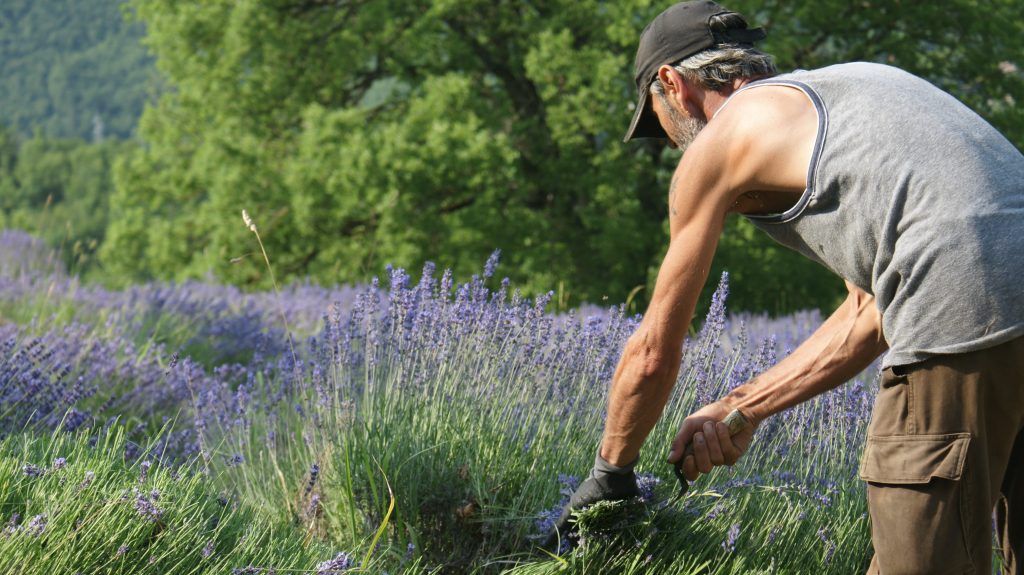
[652,89,707,150]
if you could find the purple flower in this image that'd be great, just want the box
[316,552,353,573]
[3,513,21,538]
[22,464,43,477]
[557,474,580,497]
[305,463,320,495]
[138,460,151,483]
[722,523,741,552]
[201,539,215,558]
[116,545,129,556]
[26,513,47,536]
[483,249,501,279]
[307,493,321,517]
[134,489,163,522]
[706,502,728,521]
[636,473,661,502]
[818,527,836,562]
[52,457,67,470]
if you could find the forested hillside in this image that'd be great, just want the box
[0,0,155,140]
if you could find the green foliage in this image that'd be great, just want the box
[708,216,847,316]
[0,0,157,140]
[103,0,669,304]
[0,127,133,273]
[99,0,1023,314]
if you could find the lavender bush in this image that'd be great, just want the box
[0,230,898,573]
[187,257,880,573]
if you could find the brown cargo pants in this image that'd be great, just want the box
[860,336,1024,574]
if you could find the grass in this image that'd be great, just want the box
[0,425,363,574]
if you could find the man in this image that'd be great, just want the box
[550,1,1024,572]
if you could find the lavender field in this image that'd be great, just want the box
[0,229,882,574]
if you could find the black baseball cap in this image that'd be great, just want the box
[623,1,767,142]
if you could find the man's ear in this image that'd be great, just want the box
[656,65,689,106]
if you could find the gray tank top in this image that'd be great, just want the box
[733,62,1024,368]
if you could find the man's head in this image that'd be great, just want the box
[623,1,774,143]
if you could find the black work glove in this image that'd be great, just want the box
[542,450,640,553]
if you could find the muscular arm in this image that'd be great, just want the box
[601,212,726,465]
[601,84,821,467]
[670,281,888,477]
[601,103,757,466]
[724,281,888,423]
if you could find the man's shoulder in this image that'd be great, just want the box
[787,61,912,77]
[695,82,819,196]
[712,82,817,135]
[772,62,927,89]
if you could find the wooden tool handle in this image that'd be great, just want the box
[672,409,751,497]
[678,409,750,459]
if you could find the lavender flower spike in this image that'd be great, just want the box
[26,513,47,537]
[316,552,353,573]
[22,464,44,477]
[722,523,741,552]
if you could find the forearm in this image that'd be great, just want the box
[598,229,717,466]
[724,286,888,423]
[601,345,682,466]
[596,157,733,466]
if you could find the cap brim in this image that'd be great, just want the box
[623,87,668,142]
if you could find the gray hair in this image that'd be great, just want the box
[651,44,777,96]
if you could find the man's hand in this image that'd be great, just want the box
[668,402,755,482]
[543,450,640,552]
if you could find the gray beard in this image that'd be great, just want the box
[656,92,707,150]
[670,114,707,151]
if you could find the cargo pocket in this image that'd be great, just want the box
[859,433,974,573]
[868,367,912,438]
[859,433,970,483]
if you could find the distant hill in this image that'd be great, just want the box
[0,0,157,140]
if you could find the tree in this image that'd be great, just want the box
[103,0,670,301]
[0,0,157,141]
[0,129,130,271]
[102,0,1023,314]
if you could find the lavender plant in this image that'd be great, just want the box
[0,230,353,368]
[0,231,893,573]
[187,259,880,573]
